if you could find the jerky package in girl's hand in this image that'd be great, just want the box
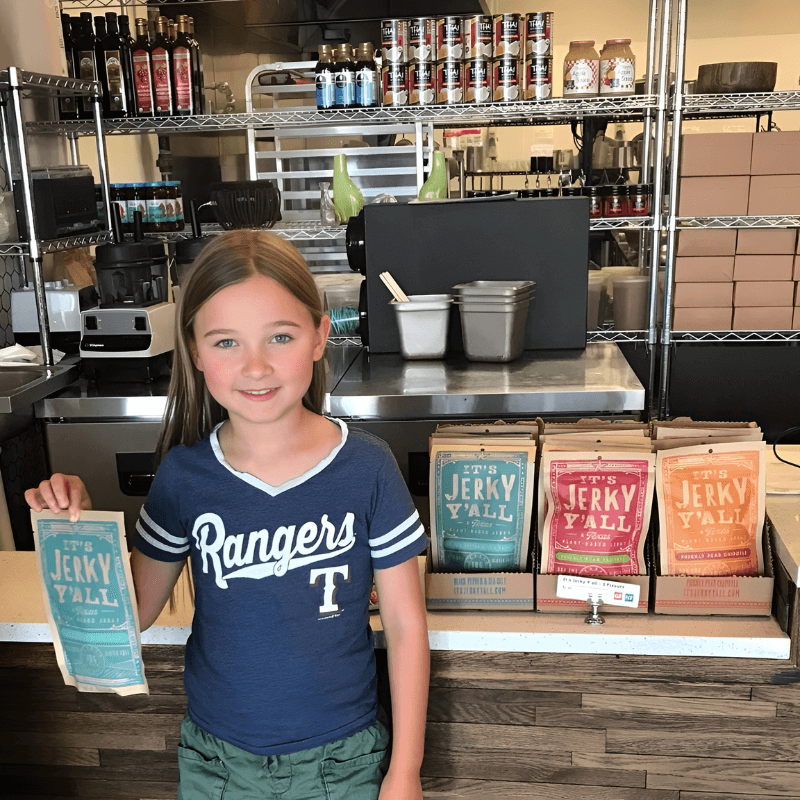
[656,441,766,577]
[540,448,656,576]
[31,510,149,695]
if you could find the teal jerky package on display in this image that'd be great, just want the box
[429,441,536,572]
[31,510,148,695]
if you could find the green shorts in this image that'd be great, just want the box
[176,715,390,800]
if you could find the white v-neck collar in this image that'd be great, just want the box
[210,418,349,497]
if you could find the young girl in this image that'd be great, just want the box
[26,231,430,800]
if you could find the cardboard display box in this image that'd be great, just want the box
[654,517,775,616]
[795,256,800,280]
[732,255,794,282]
[748,175,800,216]
[736,229,797,255]
[672,306,733,331]
[673,282,733,308]
[750,131,800,175]
[732,306,794,330]
[424,549,535,611]
[674,256,734,283]
[536,569,650,614]
[679,176,750,218]
[794,307,800,330]
[677,229,737,257]
[733,281,795,307]
[680,132,753,177]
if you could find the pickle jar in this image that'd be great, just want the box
[563,40,599,97]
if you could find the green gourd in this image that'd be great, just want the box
[418,151,448,201]
[331,153,364,223]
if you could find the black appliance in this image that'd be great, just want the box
[350,197,590,353]
[13,165,100,240]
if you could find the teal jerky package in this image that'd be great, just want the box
[32,510,148,695]
[429,442,536,572]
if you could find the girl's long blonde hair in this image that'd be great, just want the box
[154,230,327,467]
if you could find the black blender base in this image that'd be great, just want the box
[81,352,172,383]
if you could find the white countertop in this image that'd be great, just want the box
[766,444,800,584]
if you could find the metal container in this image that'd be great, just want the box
[436,60,464,104]
[493,13,522,58]
[524,12,553,58]
[381,18,409,64]
[464,15,493,58]
[457,297,530,362]
[436,16,464,61]
[409,62,436,105]
[453,280,535,297]
[392,294,452,359]
[492,56,523,102]
[465,58,492,103]
[409,18,435,62]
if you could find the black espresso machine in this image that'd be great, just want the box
[347,196,590,353]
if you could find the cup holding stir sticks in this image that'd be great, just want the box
[379,271,410,303]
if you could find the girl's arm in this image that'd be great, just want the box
[130,548,186,631]
[374,555,429,800]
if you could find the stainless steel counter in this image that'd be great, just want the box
[37,343,644,421]
[327,343,644,419]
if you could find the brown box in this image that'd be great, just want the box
[733,255,794,282]
[750,131,800,175]
[796,282,800,305]
[794,307,800,329]
[795,256,800,280]
[672,307,733,331]
[674,256,734,282]
[736,229,798,255]
[424,550,534,611]
[748,175,800,216]
[732,306,794,330]
[679,176,751,217]
[536,572,650,614]
[673,282,733,308]
[680,132,753,176]
[677,229,737,257]
[733,281,795,307]
[653,518,775,616]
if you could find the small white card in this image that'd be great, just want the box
[556,574,640,608]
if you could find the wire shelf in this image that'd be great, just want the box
[156,222,346,242]
[671,330,800,344]
[676,215,800,229]
[682,91,800,117]
[0,69,99,97]
[587,330,648,343]
[0,242,27,257]
[27,95,659,135]
[591,216,654,230]
[60,0,240,6]
[39,232,111,254]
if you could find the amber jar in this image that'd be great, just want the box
[563,40,599,96]
[145,181,171,232]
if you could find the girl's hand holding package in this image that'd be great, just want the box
[25,473,92,523]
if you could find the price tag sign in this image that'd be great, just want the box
[556,574,640,608]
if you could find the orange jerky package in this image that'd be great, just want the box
[656,441,766,576]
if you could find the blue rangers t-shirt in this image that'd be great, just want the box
[131,419,428,756]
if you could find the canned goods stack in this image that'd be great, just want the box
[523,12,553,100]
[380,19,410,106]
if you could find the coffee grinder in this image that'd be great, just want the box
[80,209,175,382]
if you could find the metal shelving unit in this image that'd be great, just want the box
[658,0,800,416]
[0,68,112,367]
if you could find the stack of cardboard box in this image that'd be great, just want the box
[673,131,800,331]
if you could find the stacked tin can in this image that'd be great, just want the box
[380,18,410,106]
[490,13,523,103]
[435,16,466,104]
[408,18,436,105]
[523,12,554,100]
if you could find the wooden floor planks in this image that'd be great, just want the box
[2,642,800,799]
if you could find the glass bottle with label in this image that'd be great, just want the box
[187,17,205,114]
[333,44,356,110]
[168,20,177,43]
[131,18,155,117]
[172,16,195,115]
[59,14,78,120]
[117,15,138,115]
[599,39,636,96]
[563,40,600,97]
[93,14,110,113]
[74,13,102,118]
[316,44,335,110]
[100,12,132,118]
[355,43,378,108]
[151,17,175,117]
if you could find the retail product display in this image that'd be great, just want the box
[109,181,184,234]
[62,13,204,120]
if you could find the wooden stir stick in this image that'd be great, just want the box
[379,271,410,302]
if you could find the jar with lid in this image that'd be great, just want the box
[563,40,599,96]
[110,184,127,235]
[600,39,635,95]
[145,181,171,232]
[128,183,148,231]
[603,184,629,217]
[168,180,185,230]
[583,185,603,218]
[629,183,651,216]
[162,181,179,231]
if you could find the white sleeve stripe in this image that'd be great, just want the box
[136,521,190,555]
[368,510,420,547]
[372,525,426,559]
[140,506,187,545]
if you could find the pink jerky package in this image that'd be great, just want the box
[540,450,656,576]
